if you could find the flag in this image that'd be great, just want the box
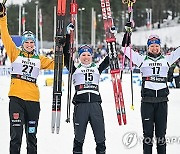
[22,7,26,26]
[94,13,96,30]
[39,9,43,27]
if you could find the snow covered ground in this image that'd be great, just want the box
[116,17,180,48]
[0,74,180,153]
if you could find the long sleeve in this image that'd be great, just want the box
[121,47,144,67]
[63,34,70,68]
[166,47,180,66]
[98,56,109,74]
[0,16,20,62]
[39,55,54,70]
[63,34,76,73]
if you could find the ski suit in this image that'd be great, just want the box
[0,15,54,154]
[64,35,109,154]
[122,46,180,154]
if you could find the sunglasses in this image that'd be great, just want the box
[148,34,160,40]
[22,31,34,36]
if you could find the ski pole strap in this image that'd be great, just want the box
[142,76,167,83]
[128,0,135,8]
[11,74,37,83]
[122,0,136,5]
[3,0,7,4]
[122,0,135,24]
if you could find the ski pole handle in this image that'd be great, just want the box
[0,2,6,17]
[122,0,136,4]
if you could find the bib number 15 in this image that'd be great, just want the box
[84,73,93,81]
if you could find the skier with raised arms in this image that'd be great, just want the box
[0,3,67,154]
[122,22,180,154]
[64,24,110,154]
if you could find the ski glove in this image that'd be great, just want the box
[125,22,133,33]
[66,23,74,34]
[110,26,117,36]
[0,3,6,18]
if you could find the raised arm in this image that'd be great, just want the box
[0,4,20,62]
[63,33,76,73]
[166,47,180,66]
[39,55,54,70]
[98,56,109,74]
[121,32,144,67]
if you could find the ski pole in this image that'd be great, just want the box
[122,0,136,110]
[66,0,78,123]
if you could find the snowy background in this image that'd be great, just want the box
[0,73,180,154]
[0,1,180,152]
[116,16,180,48]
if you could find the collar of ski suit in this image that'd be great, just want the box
[18,47,37,58]
[80,62,93,68]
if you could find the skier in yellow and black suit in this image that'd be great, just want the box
[0,3,68,154]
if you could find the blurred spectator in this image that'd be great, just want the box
[173,59,180,88]
[100,45,107,58]
[0,53,3,65]
[2,52,7,65]
[0,45,7,65]
[167,58,180,88]
[0,45,4,54]
[45,48,54,59]
[93,49,101,63]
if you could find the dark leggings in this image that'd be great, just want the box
[73,102,106,154]
[9,96,40,154]
[141,102,167,154]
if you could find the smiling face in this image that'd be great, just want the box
[79,51,93,65]
[147,35,161,55]
[148,44,161,55]
[23,40,35,53]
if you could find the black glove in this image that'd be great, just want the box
[66,23,74,34]
[110,26,117,36]
[125,21,133,33]
[58,37,66,45]
[122,32,131,47]
[0,3,6,18]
